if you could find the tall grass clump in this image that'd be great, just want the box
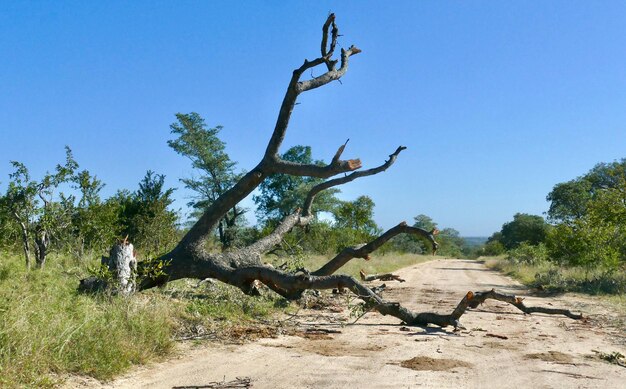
[0,252,177,387]
[0,251,298,387]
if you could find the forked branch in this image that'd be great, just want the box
[264,13,361,160]
[321,13,339,70]
[303,146,407,215]
[241,145,408,258]
[312,222,438,276]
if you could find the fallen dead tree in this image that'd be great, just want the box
[80,14,582,330]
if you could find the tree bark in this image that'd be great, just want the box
[360,269,405,283]
[102,239,137,296]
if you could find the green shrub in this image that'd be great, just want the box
[546,178,626,273]
[482,240,506,256]
[507,242,548,265]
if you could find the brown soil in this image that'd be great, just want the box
[525,351,575,364]
[399,356,472,371]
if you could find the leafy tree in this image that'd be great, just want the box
[546,176,626,273]
[479,232,506,256]
[546,180,592,223]
[329,195,381,251]
[481,240,506,256]
[64,170,120,258]
[499,213,549,250]
[332,195,379,236]
[437,227,465,258]
[1,147,78,268]
[253,145,339,224]
[547,159,626,223]
[389,214,468,256]
[0,194,20,252]
[117,171,180,258]
[168,112,243,250]
[507,242,548,265]
[412,214,437,231]
[296,220,337,255]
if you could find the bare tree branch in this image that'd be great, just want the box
[298,46,361,93]
[195,264,582,328]
[238,145,408,258]
[178,168,266,252]
[303,146,406,215]
[312,222,437,276]
[271,155,362,178]
[243,213,313,255]
[264,14,360,159]
[360,269,405,283]
[320,13,339,70]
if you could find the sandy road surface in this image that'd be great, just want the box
[93,259,624,388]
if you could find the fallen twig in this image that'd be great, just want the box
[360,269,405,283]
[485,333,508,340]
[172,376,252,388]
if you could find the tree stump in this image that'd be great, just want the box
[102,239,137,295]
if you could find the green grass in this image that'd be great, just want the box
[0,252,177,387]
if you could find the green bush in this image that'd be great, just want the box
[534,266,626,294]
[546,182,625,274]
[545,164,625,274]
[507,242,548,265]
[482,240,506,256]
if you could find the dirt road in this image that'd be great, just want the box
[102,259,625,388]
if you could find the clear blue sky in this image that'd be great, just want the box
[1,1,625,236]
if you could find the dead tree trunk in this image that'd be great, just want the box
[82,14,582,329]
[103,239,137,296]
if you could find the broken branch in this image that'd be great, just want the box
[360,269,406,283]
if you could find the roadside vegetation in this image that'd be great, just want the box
[478,159,626,295]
